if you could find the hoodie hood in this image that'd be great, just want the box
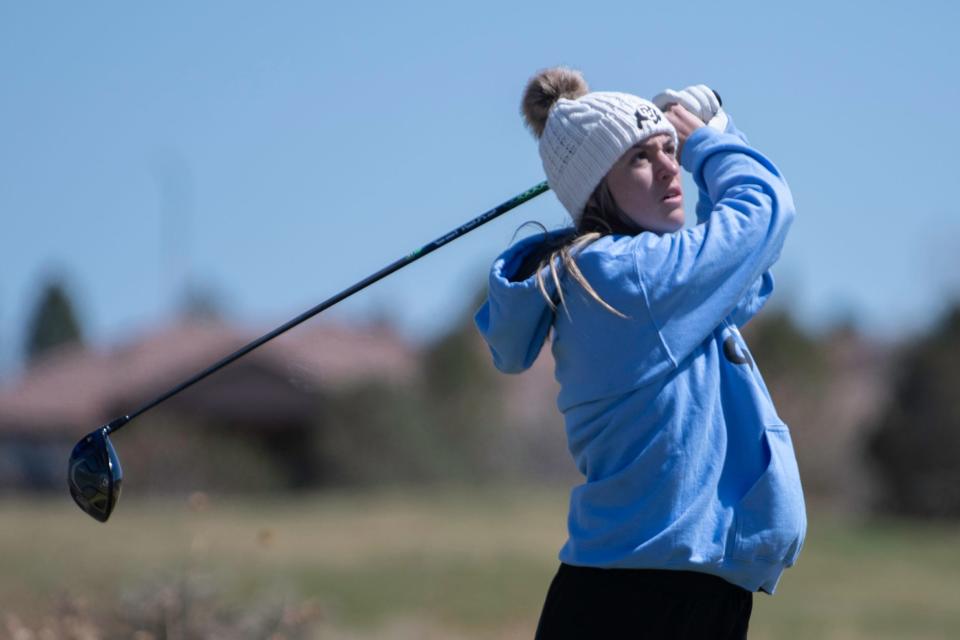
[473,229,572,374]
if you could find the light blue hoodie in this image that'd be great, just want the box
[474,118,806,594]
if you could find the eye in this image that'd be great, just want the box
[631,151,648,164]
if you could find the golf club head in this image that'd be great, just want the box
[68,426,122,522]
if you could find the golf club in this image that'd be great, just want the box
[67,181,550,522]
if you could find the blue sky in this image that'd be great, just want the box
[2,1,958,377]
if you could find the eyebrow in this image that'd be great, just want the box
[629,140,676,151]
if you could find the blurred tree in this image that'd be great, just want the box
[742,307,828,384]
[419,287,509,477]
[866,302,960,518]
[311,381,464,486]
[24,276,84,363]
[177,280,227,321]
[743,307,847,500]
[422,287,499,399]
[303,287,503,487]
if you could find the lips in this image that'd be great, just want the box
[662,187,682,201]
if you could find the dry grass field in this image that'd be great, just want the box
[1,486,959,639]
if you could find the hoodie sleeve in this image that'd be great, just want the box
[692,116,776,330]
[728,270,775,328]
[694,114,751,225]
[474,232,563,374]
[637,122,795,366]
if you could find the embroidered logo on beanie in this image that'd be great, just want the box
[635,104,662,129]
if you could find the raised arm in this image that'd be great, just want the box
[634,115,795,365]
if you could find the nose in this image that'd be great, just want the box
[655,149,679,181]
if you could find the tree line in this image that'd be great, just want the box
[13,275,960,519]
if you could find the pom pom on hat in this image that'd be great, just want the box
[521,67,589,138]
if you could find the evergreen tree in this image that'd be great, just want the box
[178,281,226,322]
[418,287,505,477]
[866,303,960,518]
[25,278,84,362]
[742,307,827,383]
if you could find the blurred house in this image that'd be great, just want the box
[0,318,418,491]
[0,309,901,510]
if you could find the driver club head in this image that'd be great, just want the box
[68,426,123,522]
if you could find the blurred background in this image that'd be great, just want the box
[2,1,959,638]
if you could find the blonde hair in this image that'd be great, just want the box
[532,180,639,320]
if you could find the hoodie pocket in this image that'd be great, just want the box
[732,425,807,565]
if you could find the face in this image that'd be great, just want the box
[604,134,684,234]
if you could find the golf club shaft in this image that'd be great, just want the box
[106,181,551,435]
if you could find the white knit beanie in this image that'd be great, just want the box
[522,69,678,224]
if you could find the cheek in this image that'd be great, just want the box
[608,167,655,212]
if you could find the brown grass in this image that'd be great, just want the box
[1,486,958,639]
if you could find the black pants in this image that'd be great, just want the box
[534,564,754,639]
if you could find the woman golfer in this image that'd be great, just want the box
[475,68,806,639]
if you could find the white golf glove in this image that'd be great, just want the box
[653,84,728,132]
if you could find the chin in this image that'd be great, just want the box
[665,207,685,231]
